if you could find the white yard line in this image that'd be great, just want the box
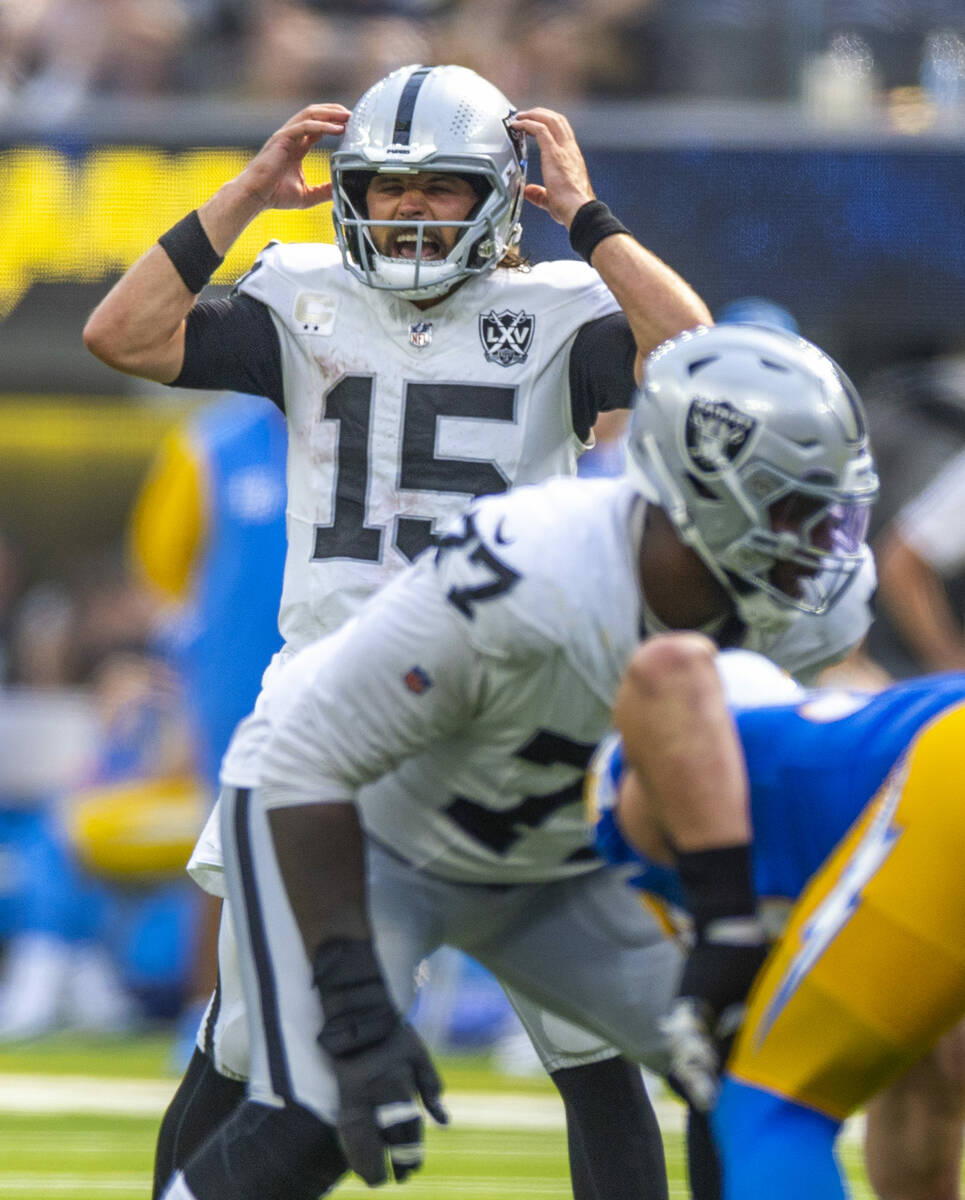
[0,1074,175,1116]
[0,1074,570,1126]
[0,1072,863,1143]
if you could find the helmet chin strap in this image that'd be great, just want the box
[729,586,800,636]
[366,209,502,300]
[373,255,465,301]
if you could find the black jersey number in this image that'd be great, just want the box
[312,376,516,564]
[444,731,599,859]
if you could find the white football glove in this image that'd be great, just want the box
[658,997,720,1113]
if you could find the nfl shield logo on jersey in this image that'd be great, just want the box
[404,666,433,694]
[685,397,757,473]
[479,309,535,367]
[409,321,433,348]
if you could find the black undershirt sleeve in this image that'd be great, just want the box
[568,312,637,443]
[170,293,285,412]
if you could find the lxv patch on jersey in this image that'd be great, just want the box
[479,309,535,367]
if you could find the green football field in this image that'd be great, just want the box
[0,1034,879,1198]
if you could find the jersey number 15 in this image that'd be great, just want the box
[312,376,516,565]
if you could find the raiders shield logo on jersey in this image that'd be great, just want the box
[479,309,535,367]
[685,397,756,473]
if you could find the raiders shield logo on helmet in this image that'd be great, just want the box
[685,397,757,473]
[479,309,535,367]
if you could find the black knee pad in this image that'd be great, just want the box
[183,1097,347,1200]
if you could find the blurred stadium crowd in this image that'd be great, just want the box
[3,1,965,1059]
[2,0,965,117]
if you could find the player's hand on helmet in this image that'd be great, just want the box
[314,937,448,1185]
[511,108,594,228]
[238,104,352,212]
[329,1020,448,1185]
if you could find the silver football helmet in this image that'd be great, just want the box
[625,324,879,633]
[331,64,526,300]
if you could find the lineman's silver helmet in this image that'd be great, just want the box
[626,324,879,633]
[331,64,526,300]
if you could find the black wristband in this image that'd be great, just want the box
[675,843,758,937]
[568,200,631,263]
[158,210,224,294]
[313,937,399,1057]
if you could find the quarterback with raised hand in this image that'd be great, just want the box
[84,62,713,1200]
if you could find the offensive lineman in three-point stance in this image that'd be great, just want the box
[148,322,877,1200]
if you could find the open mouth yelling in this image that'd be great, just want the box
[390,229,445,260]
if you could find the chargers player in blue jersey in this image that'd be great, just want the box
[130,393,287,793]
[590,631,965,1200]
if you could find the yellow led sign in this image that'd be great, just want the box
[0,145,334,315]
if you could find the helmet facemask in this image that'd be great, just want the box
[713,468,873,627]
[332,159,522,300]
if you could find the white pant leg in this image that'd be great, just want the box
[505,986,623,1074]
[463,867,683,1074]
[218,793,681,1118]
[219,795,444,1121]
[220,784,328,1115]
[370,848,682,1074]
[199,858,652,1085]
[194,905,251,1081]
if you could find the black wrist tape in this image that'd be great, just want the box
[568,200,631,263]
[313,937,398,1057]
[676,843,757,936]
[158,210,224,294]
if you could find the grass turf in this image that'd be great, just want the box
[0,1035,879,1198]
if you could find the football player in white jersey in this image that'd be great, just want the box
[83,62,716,1200]
[84,63,710,657]
[152,323,879,1200]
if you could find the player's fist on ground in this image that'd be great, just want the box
[333,1021,448,1185]
[314,937,448,1185]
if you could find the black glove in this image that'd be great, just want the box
[314,938,448,1186]
[659,844,769,1112]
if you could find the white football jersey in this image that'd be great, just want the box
[714,649,805,708]
[191,478,875,890]
[238,242,621,651]
[255,477,644,883]
[237,477,874,885]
